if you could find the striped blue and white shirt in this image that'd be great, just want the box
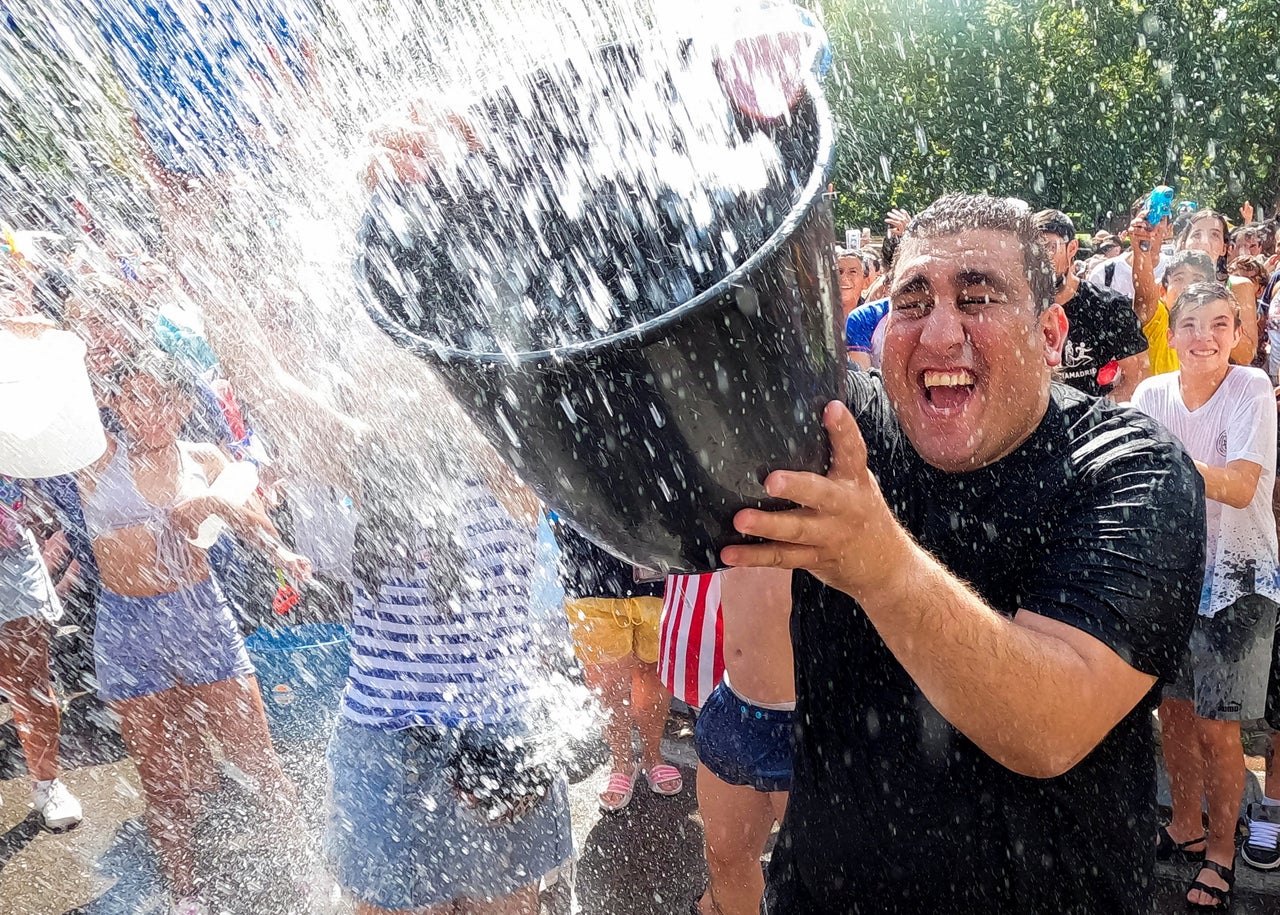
[341,479,540,730]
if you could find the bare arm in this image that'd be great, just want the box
[723,401,1159,779]
[1128,220,1166,326]
[194,290,365,493]
[1194,458,1262,510]
[1230,280,1259,364]
[1110,351,1149,403]
[180,447,312,578]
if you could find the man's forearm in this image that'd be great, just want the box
[855,541,1153,778]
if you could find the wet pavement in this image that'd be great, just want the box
[0,697,1277,915]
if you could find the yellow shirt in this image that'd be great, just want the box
[1143,302,1180,375]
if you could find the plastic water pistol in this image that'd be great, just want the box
[272,568,301,615]
[1139,185,1174,251]
[1146,185,1175,227]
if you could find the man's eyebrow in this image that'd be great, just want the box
[955,269,1006,289]
[892,274,930,296]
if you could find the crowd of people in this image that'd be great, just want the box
[3,4,1280,915]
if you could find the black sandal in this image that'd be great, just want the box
[1157,825,1207,862]
[1186,858,1235,911]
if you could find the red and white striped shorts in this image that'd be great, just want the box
[657,572,725,709]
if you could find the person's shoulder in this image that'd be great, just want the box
[847,366,889,414]
[1078,279,1133,310]
[845,297,891,348]
[1227,365,1274,395]
[1132,369,1176,402]
[1054,386,1195,481]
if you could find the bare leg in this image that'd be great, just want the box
[696,764,779,915]
[1159,698,1207,846]
[1187,717,1245,905]
[583,656,636,806]
[114,690,198,897]
[0,617,61,783]
[181,677,301,824]
[171,699,219,796]
[632,661,672,774]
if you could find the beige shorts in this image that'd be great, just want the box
[565,596,663,665]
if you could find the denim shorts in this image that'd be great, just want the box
[94,577,253,702]
[695,678,794,793]
[325,717,574,910]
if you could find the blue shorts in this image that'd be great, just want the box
[325,717,574,910]
[94,577,253,702]
[695,678,793,793]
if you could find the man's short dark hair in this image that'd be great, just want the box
[1230,224,1261,245]
[1032,209,1076,242]
[894,194,1055,314]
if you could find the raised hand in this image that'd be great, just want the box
[885,208,912,237]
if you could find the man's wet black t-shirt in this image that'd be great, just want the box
[767,373,1204,915]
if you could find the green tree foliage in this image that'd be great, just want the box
[820,0,1280,231]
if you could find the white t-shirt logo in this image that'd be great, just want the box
[1217,431,1229,457]
[1062,340,1094,369]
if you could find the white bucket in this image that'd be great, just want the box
[0,328,107,478]
[189,460,260,549]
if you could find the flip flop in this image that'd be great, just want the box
[599,768,638,813]
[643,764,683,796]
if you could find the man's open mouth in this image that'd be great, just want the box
[922,369,976,412]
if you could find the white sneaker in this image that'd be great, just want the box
[169,897,210,915]
[32,778,82,831]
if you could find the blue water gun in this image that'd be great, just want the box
[1139,185,1174,251]
[1145,185,1174,226]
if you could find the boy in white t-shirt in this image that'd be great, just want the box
[1132,282,1280,908]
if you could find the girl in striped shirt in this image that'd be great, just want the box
[325,450,575,915]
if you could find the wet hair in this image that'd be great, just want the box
[1032,209,1076,242]
[1092,232,1123,257]
[107,347,198,401]
[352,446,469,607]
[1169,281,1239,329]
[1175,209,1230,277]
[895,193,1056,314]
[1161,249,1217,287]
[1262,219,1279,257]
[1230,224,1262,250]
[1228,254,1270,289]
[880,232,900,270]
[861,252,881,274]
[65,274,146,327]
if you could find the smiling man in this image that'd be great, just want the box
[722,194,1205,914]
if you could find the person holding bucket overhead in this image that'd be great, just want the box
[75,348,317,915]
